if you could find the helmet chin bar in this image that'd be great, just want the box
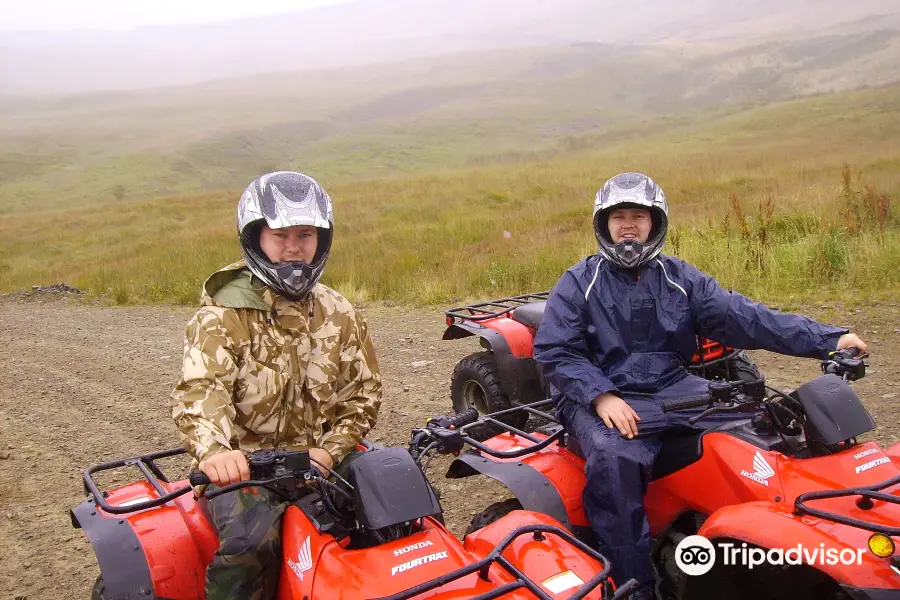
[615,240,646,268]
[275,261,315,295]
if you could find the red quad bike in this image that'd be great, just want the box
[70,413,640,600]
[443,292,759,438]
[435,350,900,600]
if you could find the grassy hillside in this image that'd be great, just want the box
[2,30,899,214]
[1,84,898,305]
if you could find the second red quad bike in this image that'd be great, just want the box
[433,349,900,599]
[70,411,638,600]
[442,291,759,437]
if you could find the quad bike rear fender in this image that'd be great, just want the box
[443,321,544,405]
[699,502,900,591]
[71,478,216,600]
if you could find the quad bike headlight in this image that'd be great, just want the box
[867,533,895,558]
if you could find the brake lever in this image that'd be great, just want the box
[688,406,718,424]
[687,401,754,425]
[409,429,435,460]
[823,352,867,381]
[428,426,466,455]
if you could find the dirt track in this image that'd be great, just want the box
[0,293,897,599]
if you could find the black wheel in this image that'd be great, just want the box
[92,576,108,600]
[464,498,522,537]
[451,352,528,440]
[727,350,762,382]
[691,350,762,383]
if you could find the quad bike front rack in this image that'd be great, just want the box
[372,523,637,600]
[77,447,190,516]
[448,399,569,457]
[794,474,900,536]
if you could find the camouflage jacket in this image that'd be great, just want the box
[170,261,382,467]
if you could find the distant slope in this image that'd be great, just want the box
[1,0,898,93]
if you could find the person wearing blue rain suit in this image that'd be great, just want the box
[532,173,867,600]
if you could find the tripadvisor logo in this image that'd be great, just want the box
[675,535,716,576]
[675,535,865,576]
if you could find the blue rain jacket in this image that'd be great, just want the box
[533,254,848,408]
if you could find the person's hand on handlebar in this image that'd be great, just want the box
[199,449,250,486]
[836,333,867,355]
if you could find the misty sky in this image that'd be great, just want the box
[1,0,356,31]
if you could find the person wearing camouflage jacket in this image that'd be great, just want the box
[170,260,381,469]
[170,172,382,600]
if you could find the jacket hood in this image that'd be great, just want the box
[201,260,272,311]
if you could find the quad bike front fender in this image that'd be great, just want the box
[71,498,164,599]
[698,502,899,592]
[71,479,216,600]
[443,322,544,405]
[446,452,572,529]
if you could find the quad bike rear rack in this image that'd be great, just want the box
[794,474,900,536]
[373,523,636,600]
[445,291,550,323]
[443,292,739,375]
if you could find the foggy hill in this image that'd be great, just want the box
[2,0,898,94]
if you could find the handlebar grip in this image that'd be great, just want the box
[189,471,211,486]
[447,407,480,429]
[662,395,710,413]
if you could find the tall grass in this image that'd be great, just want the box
[674,168,896,303]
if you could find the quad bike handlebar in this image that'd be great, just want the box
[662,348,868,426]
[407,408,480,458]
[83,446,361,515]
[187,449,350,502]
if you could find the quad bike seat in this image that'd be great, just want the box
[511,302,546,329]
[553,419,794,481]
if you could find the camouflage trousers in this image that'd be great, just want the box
[205,451,364,600]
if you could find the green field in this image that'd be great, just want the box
[1,81,898,306]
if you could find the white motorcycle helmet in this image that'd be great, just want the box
[593,172,669,269]
[237,171,333,299]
